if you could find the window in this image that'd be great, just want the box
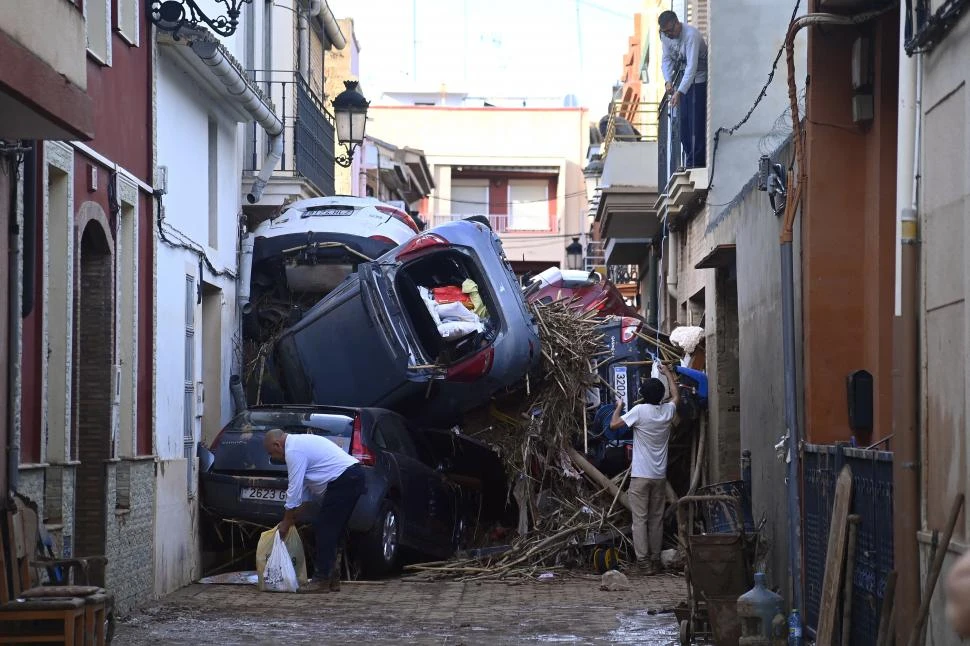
[450,179,488,216]
[208,119,219,249]
[84,0,112,65]
[184,276,196,494]
[115,0,139,46]
[508,179,549,231]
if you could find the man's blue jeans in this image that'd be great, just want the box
[313,463,365,579]
[680,81,707,168]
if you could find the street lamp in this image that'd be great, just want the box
[150,0,252,38]
[333,81,370,168]
[565,237,584,271]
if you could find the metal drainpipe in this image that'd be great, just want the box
[186,37,284,204]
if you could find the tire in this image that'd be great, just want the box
[359,500,401,578]
[679,619,690,646]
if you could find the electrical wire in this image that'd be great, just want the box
[707,0,802,189]
[153,189,236,279]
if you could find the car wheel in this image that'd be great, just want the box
[360,500,400,578]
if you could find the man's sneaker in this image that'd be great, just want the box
[636,559,656,575]
[651,559,663,575]
[297,578,330,594]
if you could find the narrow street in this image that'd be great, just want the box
[116,574,684,645]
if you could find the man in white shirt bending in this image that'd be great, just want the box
[660,10,708,169]
[264,429,364,592]
[610,362,680,574]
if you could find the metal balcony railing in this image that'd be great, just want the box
[602,100,660,158]
[658,97,682,193]
[608,265,639,285]
[245,71,335,196]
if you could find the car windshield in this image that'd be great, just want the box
[211,410,354,473]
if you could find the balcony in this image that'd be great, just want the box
[594,100,661,267]
[243,72,336,216]
[656,97,708,228]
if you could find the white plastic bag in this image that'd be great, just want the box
[650,359,669,401]
[262,532,299,593]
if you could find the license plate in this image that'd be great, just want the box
[613,366,628,410]
[306,207,353,216]
[240,487,287,502]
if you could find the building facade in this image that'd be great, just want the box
[8,0,156,613]
[367,101,589,275]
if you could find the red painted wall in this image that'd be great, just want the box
[20,9,154,462]
[802,8,898,444]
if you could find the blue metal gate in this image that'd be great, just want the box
[803,443,893,645]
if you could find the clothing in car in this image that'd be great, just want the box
[283,433,358,509]
[621,401,677,563]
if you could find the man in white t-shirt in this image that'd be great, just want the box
[610,362,680,573]
[264,428,363,592]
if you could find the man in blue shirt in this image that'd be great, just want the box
[660,10,708,169]
[264,428,364,592]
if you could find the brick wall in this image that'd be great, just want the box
[75,229,113,559]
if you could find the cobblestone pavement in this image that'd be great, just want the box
[116,571,687,645]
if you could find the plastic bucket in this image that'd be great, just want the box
[696,480,755,533]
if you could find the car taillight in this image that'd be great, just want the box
[349,414,376,466]
[376,204,420,234]
[397,233,448,261]
[620,317,641,343]
[368,234,397,246]
[446,347,494,382]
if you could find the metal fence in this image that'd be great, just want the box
[803,443,894,645]
[602,100,660,158]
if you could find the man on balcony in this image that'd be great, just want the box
[659,10,708,169]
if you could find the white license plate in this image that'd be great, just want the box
[309,207,354,216]
[240,487,287,502]
[613,365,628,410]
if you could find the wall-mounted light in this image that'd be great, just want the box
[333,81,370,168]
[150,0,252,38]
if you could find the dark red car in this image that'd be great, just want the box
[523,268,641,319]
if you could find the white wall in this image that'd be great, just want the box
[154,52,243,595]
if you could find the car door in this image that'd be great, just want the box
[371,414,433,546]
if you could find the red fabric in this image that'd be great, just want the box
[432,286,471,307]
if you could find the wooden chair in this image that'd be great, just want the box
[0,499,114,645]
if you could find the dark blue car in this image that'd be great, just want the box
[197,405,475,577]
[268,219,541,421]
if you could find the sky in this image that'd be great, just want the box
[326,0,644,110]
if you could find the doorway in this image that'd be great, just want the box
[74,220,114,560]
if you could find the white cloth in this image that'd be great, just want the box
[621,402,677,479]
[283,433,358,509]
[661,23,708,95]
[670,325,705,354]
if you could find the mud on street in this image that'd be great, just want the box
[116,572,685,645]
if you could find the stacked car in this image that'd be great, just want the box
[201,213,539,576]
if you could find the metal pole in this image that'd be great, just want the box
[781,239,803,613]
